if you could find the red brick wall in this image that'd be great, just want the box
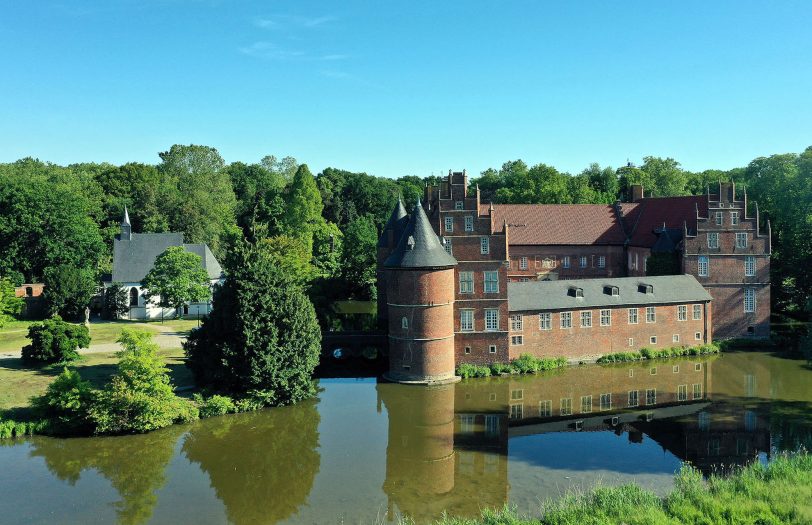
[508,301,711,361]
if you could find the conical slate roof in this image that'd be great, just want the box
[384,200,457,269]
[121,205,131,226]
[377,198,408,248]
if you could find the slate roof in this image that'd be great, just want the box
[111,233,223,282]
[491,204,628,245]
[377,198,408,248]
[384,201,457,269]
[507,274,712,312]
[651,227,684,253]
[623,196,707,248]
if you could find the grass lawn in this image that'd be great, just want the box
[0,347,192,414]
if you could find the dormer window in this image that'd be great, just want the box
[604,285,620,297]
[638,284,654,294]
[569,286,584,298]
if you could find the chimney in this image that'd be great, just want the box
[630,185,644,202]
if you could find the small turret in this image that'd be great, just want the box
[120,206,132,241]
[377,198,409,327]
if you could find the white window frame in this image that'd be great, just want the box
[744,288,756,313]
[510,314,523,331]
[695,331,702,340]
[598,256,606,268]
[678,384,688,402]
[600,393,612,410]
[628,390,639,407]
[562,256,571,269]
[646,306,656,323]
[646,388,657,405]
[480,237,489,255]
[459,271,474,294]
[581,395,592,414]
[745,256,755,277]
[511,335,524,346]
[454,201,464,210]
[698,256,709,277]
[579,256,587,268]
[484,271,499,293]
[560,311,572,329]
[650,336,657,345]
[600,309,611,326]
[708,232,719,249]
[444,216,453,232]
[693,304,702,320]
[580,310,592,328]
[731,211,739,225]
[677,305,687,321]
[460,309,474,332]
[519,256,528,270]
[715,212,723,225]
[443,237,452,255]
[673,334,680,343]
[485,309,499,331]
[539,312,552,330]
[560,398,572,416]
[464,215,474,232]
[736,232,748,249]
[539,400,552,417]
[489,345,497,354]
[628,308,638,324]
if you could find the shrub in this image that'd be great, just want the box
[21,316,90,364]
[598,344,720,364]
[91,329,195,434]
[457,363,491,379]
[490,362,513,375]
[194,394,237,418]
[31,367,95,435]
[0,417,46,439]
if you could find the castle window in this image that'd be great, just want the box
[510,404,523,420]
[510,335,523,346]
[443,237,452,255]
[628,338,634,346]
[646,389,657,405]
[485,309,499,331]
[693,383,702,399]
[480,237,489,254]
[580,311,592,328]
[678,385,688,402]
[695,363,702,371]
[454,201,464,210]
[628,308,639,324]
[510,314,523,331]
[560,311,573,329]
[464,346,471,354]
[401,317,408,330]
[693,304,702,320]
[129,287,139,307]
[489,345,497,354]
[581,395,592,414]
[560,398,572,416]
[646,307,656,323]
[459,271,473,294]
[539,400,552,417]
[464,216,474,231]
[731,211,739,225]
[600,393,612,410]
[736,232,748,249]
[598,256,606,268]
[484,271,499,293]
[600,309,611,326]
[519,256,528,270]
[579,256,587,268]
[677,305,688,321]
[715,212,723,225]
[744,288,756,313]
[628,390,639,407]
[745,256,755,277]
[650,336,657,345]
[698,256,709,277]
[708,233,719,249]
[444,216,453,232]
[695,332,702,340]
[562,256,570,269]
[539,312,552,330]
[460,310,474,332]
[673,334,680,343]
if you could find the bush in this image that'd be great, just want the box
[194,394,236,418]
[456,363,491,379]
[597,344,720,363]
[21,316,90,364]
[0,417,46,439]
[31,368,95,435]
[490,362,513,375]
[90,329,196,434]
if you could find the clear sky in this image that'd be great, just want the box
[1,1,810,178]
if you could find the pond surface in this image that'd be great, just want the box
[2,351,812,525]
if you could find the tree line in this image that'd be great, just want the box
[0,144,810,319]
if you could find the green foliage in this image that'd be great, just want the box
[283,164,324,250]
[597,344,720,363]
[340,215,378,299]
[103,283,129,320]
[456,363,492,379]
[21,316,90,364]
[311,220,343,278]
[31,368,95,434]
[0,276,23,327]
[645,252,680,276]
[184,237,322,404]
[259,235,316,286]
[490,362,514,375]
[193,393,237,418]
[511,354,568,373]
[42,264,97,320]
[91,329,195,434]
[0,417,46,439]
[142,246,211,317]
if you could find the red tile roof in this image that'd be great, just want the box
[624,196,707,247]
[491,204,628,245]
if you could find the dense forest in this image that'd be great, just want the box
[0,145,809,320]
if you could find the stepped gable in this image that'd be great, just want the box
[624,195,707,248]
[384,200,457,269]
[377,198,408,248]
[490,204,627,245]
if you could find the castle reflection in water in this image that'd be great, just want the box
[377,353,792,523]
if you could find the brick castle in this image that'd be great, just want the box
[377,170,771,383]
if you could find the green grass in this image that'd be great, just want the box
[428,453,812,525]
[0,347,192,413]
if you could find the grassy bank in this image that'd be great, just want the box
[430,453,812,525]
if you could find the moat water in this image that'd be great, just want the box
[2,351,812,525]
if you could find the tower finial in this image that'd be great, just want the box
[122,205,131,226]
[120,205,132,240]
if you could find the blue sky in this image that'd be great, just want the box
[1,1,810,177]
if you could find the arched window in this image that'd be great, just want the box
[401,317,408,330]
[129,287,139,307]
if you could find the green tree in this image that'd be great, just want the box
[21,316,91,364]
[0,277,23,327]
[184,238,321,403]
[103,283,129,320]
[340,216,378,300]
[260,235,316,286]
[283,164,324,250]
[91,329,196,434]
[640,156,689,196]
[226,161,286,236]
[582,162,619,202]
[311,221,343,278]
[142,246,211,319]
[42,264,97,320]
[32,368,95,435]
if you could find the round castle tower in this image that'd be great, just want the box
[383,200,458,384]
[376,198,408,328]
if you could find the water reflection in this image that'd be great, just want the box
[182,399,321,525]
[5,351,812,525]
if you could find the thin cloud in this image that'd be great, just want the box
[321,54,350,61]
[253,14,336,30]
[239,42,306,60]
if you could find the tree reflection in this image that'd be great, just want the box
[182,400,321,525]
[29,424,186,525]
